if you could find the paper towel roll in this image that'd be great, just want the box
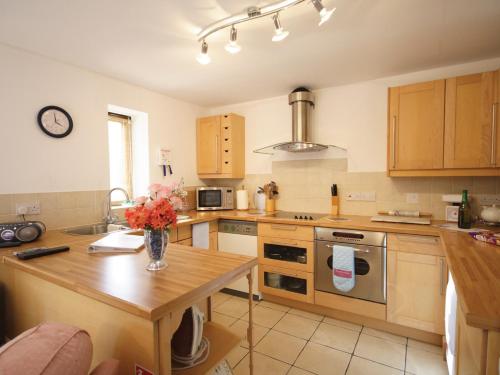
[236,189,249,210]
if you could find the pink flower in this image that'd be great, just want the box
[134,196,147,205]
[149,183,162,194]
[159,186,172,199]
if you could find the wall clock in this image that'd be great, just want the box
[37,106,73,138]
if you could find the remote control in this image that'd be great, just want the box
[14,246,70,260]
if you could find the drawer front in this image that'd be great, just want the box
[258,223,314,242]
[258,236,314,272]
[259,264,314,304]
[387,233,443,256]
[177,238,192,246]
[178,225,192,241]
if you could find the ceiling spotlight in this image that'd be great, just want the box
[225,26,242,54]
[196,40,211,65]
[272,13,289,42]
[311,0,336,26]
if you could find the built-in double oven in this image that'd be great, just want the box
[315,227,387,304]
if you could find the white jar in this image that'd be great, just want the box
[480,204,500,223]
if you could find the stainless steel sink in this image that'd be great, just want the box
[177,215,191,221]
[63,221,129,235]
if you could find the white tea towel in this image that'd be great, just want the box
[192,222,209,249]
[332,245,355,292]
[445,272,457,375]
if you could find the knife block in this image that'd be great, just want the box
[331,196,339,216]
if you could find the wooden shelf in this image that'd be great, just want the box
[173,322,241,374]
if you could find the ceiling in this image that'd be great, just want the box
[1,0,500,106]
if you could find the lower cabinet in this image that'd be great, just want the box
[259,264,314,304]
[177,238,192,246]
[209,231,218,251]
[387,250,447,334]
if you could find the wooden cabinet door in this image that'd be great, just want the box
[444,71,496,168]
[388,80,445,170]
[196,116,221,174]
[387,251,447,334]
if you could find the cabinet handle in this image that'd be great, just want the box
[326,244,370,253]
[392,116,397,169]
[215,135,220,173]
[491,103,498,166]
[439,258,446,296]
[270,224,297,231]
[267,240,299,247]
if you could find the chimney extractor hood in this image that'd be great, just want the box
[254,87,346,154]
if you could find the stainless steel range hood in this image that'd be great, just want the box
[254,87,346,154]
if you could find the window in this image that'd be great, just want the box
[108,113,133,203]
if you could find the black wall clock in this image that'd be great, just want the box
[37,106,73,138]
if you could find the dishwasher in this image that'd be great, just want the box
[218,220,260,299]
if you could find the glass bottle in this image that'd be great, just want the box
[458,190,472,229]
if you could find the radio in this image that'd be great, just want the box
[0,221,46,248]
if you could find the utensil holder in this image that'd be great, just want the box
[331,196,339,216]
[265,198,276,213]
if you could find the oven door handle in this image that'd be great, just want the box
[325,244,370,253]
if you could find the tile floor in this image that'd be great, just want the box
[211,292,448,375]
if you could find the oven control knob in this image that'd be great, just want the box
[309,216,313,220]
[299,216,303,219]
[294,215,298,219]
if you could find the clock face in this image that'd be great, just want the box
[37,106,73,138]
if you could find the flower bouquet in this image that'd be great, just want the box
[125,181,185,271]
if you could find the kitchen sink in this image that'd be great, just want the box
[325,217,351,222]
[177,215,191,221]
[63,221,129,236]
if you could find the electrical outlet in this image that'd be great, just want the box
[346,191,376,202]
[406,193,419,204]
[16,201,41,215]
[476,194,500,206]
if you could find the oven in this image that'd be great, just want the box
[314,227,387,304]
[196,187,234,211]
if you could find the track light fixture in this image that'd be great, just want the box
[195,0,337,63]
[271,13,289,42]
[196,40,211,65]
[311,0,336,26]
[225,26,242,54]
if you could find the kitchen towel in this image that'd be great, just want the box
[332,245,355,292]
[192,222,209,250]
[445,272,457,375]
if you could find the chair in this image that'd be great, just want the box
[0,322,119,375]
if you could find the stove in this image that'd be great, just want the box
[270,211,325,221]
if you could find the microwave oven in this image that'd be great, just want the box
[196,187,234,211]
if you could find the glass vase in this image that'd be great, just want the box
[144,228,169,271]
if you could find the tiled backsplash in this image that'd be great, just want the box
[0,190,111,229]
[211,159,500,220]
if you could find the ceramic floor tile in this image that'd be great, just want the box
[212,311,238,327]
[323,317,362,332]
[407,339,442,355]
[211,292,232,307]
[288,308,324,321]
[273,313,320,340]
[214,297,249,318]
[241,305,286,328]
[254,330,307,364]
[259,300,291,312]
[233,352,290,375]
[347,356,404,375]
[310,322,360,353]
[287,366,315,375]
[362,327,408,345]
[295,342,351,375]
[225,345,248,368]
[229,319,269,348]
[354,334,406,370]
[405,347,448,375]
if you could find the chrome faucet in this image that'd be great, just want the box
[104,187,130,224]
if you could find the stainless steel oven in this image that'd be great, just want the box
[196,187,234,211]
[315,227,387,304]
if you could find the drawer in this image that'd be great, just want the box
[259,264,314,304]
[178,225,192,241]
[387,233,443,256]
[258,236,314,272]
[177,238,192,246]
[258,223,314,242]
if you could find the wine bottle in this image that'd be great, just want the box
[458,190,472,229]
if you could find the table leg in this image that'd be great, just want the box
[207,295,212,322]
[247,270,254,375]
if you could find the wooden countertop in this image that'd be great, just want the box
[1,232,257,321]
[2,210,499,330]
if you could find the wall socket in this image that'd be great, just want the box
[346,191,376,202]
[16,201,41,215]
[406,193,419,204]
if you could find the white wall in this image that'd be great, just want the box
[0,43,203,194]
[208,57,500,174]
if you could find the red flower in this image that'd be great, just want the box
[125,197,177,230]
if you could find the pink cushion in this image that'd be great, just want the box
[0,322,92,375]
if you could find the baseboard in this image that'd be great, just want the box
[220,288,262,301]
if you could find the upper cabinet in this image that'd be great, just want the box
[196,113,245,179]
[388,80,445,171]
[388,69,500,177]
